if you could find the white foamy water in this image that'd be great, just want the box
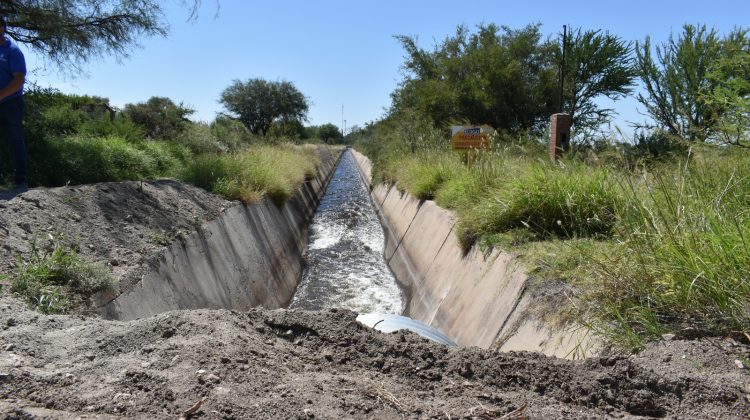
[290,150,404,314]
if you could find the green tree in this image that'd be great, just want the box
[219,78,309,136]
[122,96,195,140]
[635,24,729,142]
[700,31,750,146]
[391,23,559,134]
[1,1,204,70]
[317,123,342,143]
[562,28,637,132]
[269,120,306,140]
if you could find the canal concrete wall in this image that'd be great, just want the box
[352,150,599,358]
[101,149,342,321]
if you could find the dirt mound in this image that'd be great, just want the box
[0,296,747,419]
[0,182,748,419]
[0,181,233,297]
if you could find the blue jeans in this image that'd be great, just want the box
[0,96,27,181]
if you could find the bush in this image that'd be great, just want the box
[211,116,254,151]
[122,96,194,140]
[623,129,689,165]
[78,113,145,142]
[176,123,226,154]
[39,105,85,136]
[31,135,186,186]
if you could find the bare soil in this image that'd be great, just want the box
[1,182,749,419]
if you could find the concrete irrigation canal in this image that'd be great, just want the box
[290,150,404,314]
[93,147,591,355]
[1,147,748,418]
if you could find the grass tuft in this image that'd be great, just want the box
[10,236,117,314]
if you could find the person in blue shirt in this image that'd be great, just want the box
[0,14,28,189]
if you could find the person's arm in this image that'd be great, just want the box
[0,72,24,101]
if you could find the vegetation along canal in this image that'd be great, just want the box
[290,150,404,313]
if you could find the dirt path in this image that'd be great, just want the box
[0,182,748,419]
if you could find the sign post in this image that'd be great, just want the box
[451,125,494,167]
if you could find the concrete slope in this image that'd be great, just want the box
[352,150,599,358]
[101,149,342,320]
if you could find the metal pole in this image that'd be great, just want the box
[559,25,567,114]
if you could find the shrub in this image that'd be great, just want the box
[40,105,85,136]
[623,129,689,165]
[176,123,226,154]
[78,113,145,142]
[31,135,186,186]
[122,96,194,140]
[211,116,254,151]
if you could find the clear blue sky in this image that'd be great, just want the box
[23,0,750,135]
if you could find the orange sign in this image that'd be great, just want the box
[451,125,494,150]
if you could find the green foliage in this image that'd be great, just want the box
[10,236,117,314]
[38,104,85,135]
[316,123,343,143]
[457,162,620,249]
[701,34,750,146]
[622,129,689,165]
[175,122,226,154]
[77,113,145,142]
[122,96,195,140]
[579,149,750,349]
[23,87,117,144]
[562,28,637,132]
[31,135,186,186]
[210,115,255,150]
[635,24,749,142]
[219,78,309,136]
[1,1,199,71]
[392,23,558,133]
[268,119,307,140]
[388,153,465,200]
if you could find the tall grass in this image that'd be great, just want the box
[581,149,750,348]
[457,161,620,249]
[181,145,321,205]
[31,135,189,186]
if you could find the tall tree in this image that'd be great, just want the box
[392,24,560,134]
[0,0,204,70]
[635,24,726,142]
[219,78,309,136]
[562,28,637,132]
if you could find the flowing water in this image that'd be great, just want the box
[290,150,404,313]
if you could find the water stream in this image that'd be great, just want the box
[289,150,404,313]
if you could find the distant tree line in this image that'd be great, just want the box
[387,22,750,146]
[6,1,748,147]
